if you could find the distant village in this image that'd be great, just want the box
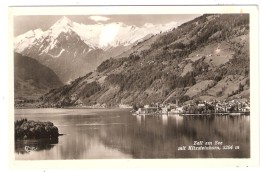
[129,99,250,115]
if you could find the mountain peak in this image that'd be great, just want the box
[51,16,73,29]
[47,16,75,39]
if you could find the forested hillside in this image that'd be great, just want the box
[40,14,250,107]
[14,53,63,102]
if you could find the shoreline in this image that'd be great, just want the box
[14,107,250,115]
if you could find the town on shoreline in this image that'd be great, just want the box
[131,99,250,115]
[15,98,250,116]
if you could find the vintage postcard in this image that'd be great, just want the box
[8,5,259,168]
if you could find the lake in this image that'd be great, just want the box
[14,108,250,159]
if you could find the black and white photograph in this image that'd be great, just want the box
[10,6,258,163]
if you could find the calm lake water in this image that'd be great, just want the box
[15,108,250,159]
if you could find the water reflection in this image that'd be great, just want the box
[15,137,59,154]
[136,115,142,125]
[162,114,168,126]
[15,109,250,159]
[171,114,183,126]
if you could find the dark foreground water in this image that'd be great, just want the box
[15,108,250,159]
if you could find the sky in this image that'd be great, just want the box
[14,14,201,36]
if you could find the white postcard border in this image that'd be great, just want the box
[8,5,259,169]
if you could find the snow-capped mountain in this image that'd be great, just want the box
[14,16,178,83]
[15,16,177,52]
[14,29,43,53]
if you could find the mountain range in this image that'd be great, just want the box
[14,16,177,84]
[38,14,250,108]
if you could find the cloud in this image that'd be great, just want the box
[88,16,110,22]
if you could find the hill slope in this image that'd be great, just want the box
[40,14,250,107]
[14,52,63,100]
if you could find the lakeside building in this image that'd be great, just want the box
[133,99,250,115]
